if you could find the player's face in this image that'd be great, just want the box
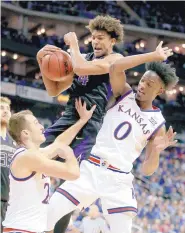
[91,30,115,58]
[0,103,11,125]
[25,115,45,145]
[136,71,164,102]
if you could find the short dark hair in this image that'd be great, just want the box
[145,62,179,89]
[86,15,124,43]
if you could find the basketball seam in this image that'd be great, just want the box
[54,52,62,78]
[48,54,52,76]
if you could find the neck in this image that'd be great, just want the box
[136,99,153,110]
[0,124,7,139]
[19,140,40,150]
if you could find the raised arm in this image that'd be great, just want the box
[54,98,96,145]
[64,32,123,76]
[41,98,96,158]
[110,41,173,97]
[36,45,74,96]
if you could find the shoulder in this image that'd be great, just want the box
[12,148,38,165]
[104,53,123,62]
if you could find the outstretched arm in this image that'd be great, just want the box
[141,126,177,176]
[110,41,173,97]
[64,32,123,76]
[41,98,96,159]
[54,98,96,145]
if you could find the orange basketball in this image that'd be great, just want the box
[41,50,73,81]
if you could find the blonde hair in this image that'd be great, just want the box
[8,110,33,143]
[0,97,11,105]
[86,15,124,43]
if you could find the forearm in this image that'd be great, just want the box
[70,43,86,70]
[66,155,79,176]
[38,61,72,96]
[141,148,161,176]
[55,119,87,145]
[111,51,160,73]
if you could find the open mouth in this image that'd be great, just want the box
[94,48,102,52]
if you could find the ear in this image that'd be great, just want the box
[157,86,165,95]
[111,38,116,46]
[21,130,29,137]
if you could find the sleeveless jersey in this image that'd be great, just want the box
[47,52,112,133]
[3,148,50,232]
[0,133,16,201]
[91,89,165,172]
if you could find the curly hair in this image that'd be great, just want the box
[86,15,124,43]
[145,62,179,89]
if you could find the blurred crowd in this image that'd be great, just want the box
[50,147,185,233]
[1,64,45,89]
[127,1,185,33]
[9,1,139,26]
[6,1,185,33]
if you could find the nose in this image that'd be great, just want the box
[40,124,44,131]
[3,109,8,115]
[140,82,146,90]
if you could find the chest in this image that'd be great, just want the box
[108,102,161,140]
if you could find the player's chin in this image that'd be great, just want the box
[40,135,46,144]
[1,118,9,125]
[136,94,145,102]
[94,51,104,58]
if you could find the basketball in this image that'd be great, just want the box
[41,50,73,81]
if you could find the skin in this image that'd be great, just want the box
[135,71,165,109]
[0,102,11,139]
[36,30,122,95]
[109,41,177,176]
[90,30,116,58]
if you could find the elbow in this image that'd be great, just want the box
[109,63,124,76]
[68,168,80,181]
[73,66,85,76]
[47,89,61,97]
[141,167,156,177]
[141,170,154,177]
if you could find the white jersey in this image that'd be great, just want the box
[3,147,50,232]
[91,90,165,172]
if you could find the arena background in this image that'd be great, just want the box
[1,1,185,232]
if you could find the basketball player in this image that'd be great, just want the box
[37,15,124,232]
[0,97,16,231]
[46,42,178,233]
[2,100,95,233]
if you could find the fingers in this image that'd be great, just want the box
[158,41,163,47]
[90,105,96,113]
[43,45,61,50]
[169,140,178,147]
[83,101,87,109]
[75,98,79,111]
[75,98,95,115]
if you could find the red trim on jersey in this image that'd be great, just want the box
[3,228,36,233]
[88,155,130,174]
[108,206,138,214]
[56,188,80,206]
